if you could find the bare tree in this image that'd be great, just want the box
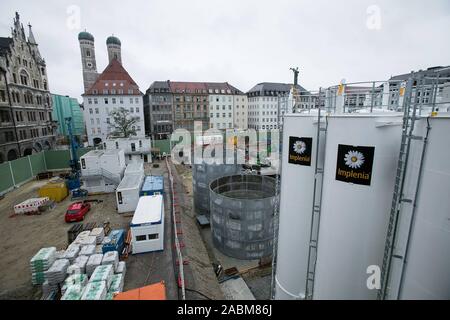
[108,107,139,138]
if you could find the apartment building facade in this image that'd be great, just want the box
[144,81,247,139]
[247,82,307,131]
[143,81,173,140]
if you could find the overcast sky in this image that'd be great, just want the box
[1,0,449,102]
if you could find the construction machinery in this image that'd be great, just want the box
[65,117,87,198]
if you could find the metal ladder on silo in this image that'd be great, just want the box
[378,77,424,299]
[305,89,326,299]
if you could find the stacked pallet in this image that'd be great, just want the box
[79,245,96,256]
[108,273,124,295]
[81,281,107,300]
[61,274,88,295]
[116,261,126,278]
[102,251,119,272]
[86,254,103,277]
[89,264,114,289]
[67,255,89,275]
[30,247,56,285]
[90,228,105,244]
[61,285,85,300]
[45,259,70,285]
[42,280,59,296]
[62,245,79,263]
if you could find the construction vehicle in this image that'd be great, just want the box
[65,117,88,198]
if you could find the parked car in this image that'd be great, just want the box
[65,201,91,223]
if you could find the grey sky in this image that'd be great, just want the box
[1,0,449,102]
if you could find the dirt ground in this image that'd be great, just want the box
[171,162,224,300]
[174,163,272,300]
[0,160,177,300]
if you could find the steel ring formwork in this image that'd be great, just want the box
[209,174,277,260]
[192,149,243,216]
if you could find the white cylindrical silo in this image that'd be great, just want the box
[275,114,326,300]
[312,113,403,300]
[385,114,450,300]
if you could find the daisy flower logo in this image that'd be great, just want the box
[344,150,365,169]
[293,140,307,155]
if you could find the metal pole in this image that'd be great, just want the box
[370,81,375,112]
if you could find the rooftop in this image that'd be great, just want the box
[147,81,244,95]
[84,59,140,95]
[131,195,163,226]
[247,82,308,96]
[141,175,164,192]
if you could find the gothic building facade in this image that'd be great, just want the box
[0,12,56,163]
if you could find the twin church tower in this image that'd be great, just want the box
[78,31,122,92]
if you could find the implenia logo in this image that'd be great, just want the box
[288,137,312,166]
[336,144,375,186]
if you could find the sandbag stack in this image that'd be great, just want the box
[79,245,96,256]
[45,259,70,285]
[86,254,103,277]
[90,228,105,244]
[62,244,79,263]
[102,251,119,272]
[89,264,114,289]
[30,247,56,285]
[81,281,107,300]
[61,285,85,300]
[67,255,89,275]
[108,273,124,295]
[61,274,88,295]
[116,261,126,278]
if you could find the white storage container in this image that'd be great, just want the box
[385,115,450,300]
[116,173,144,213]
[131,195,164,254]
[275,114,326,300]
[313,114,403,300]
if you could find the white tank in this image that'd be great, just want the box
[275,114,326,299]
[386,114,450,299]
[313,114,403,299]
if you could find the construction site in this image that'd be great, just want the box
[0,75,449,300]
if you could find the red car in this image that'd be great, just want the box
[65,202,91,223]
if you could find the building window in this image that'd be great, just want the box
[95,108,99,114]
[136,235,146,242]
[148,234,159,240]
[104,98,108,104]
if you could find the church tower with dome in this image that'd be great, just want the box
[78,32,123,93]
[78,31,99,92]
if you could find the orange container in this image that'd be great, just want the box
[113,281,167,300]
